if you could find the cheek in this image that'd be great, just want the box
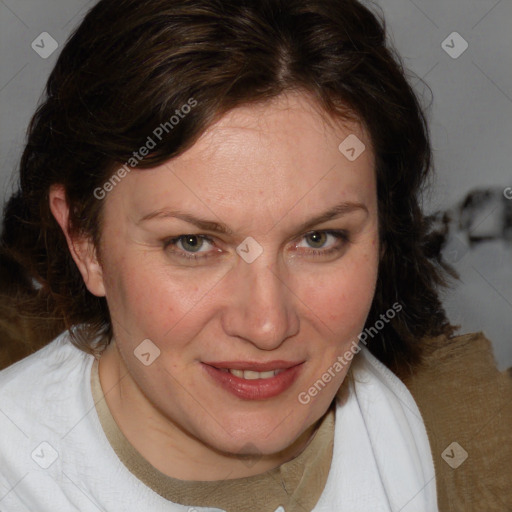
[101,256,176,334]
[102,254,217,342]
[301,249,379,334]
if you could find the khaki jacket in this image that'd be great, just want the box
[1,327,510,510]
[404,331,512,511]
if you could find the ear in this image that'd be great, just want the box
[380,240,386,260]
[49,184,106,297]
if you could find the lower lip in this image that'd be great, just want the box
[202,363,303,400]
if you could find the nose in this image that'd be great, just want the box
[221,254,300,351]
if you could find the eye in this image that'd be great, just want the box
[163,229,349,263]
[294,230,349,256]
[163,234,218,260]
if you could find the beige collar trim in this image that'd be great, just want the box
[90,357,335,512]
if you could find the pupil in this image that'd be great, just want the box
[183,235,202,252]
[308,231,326,248]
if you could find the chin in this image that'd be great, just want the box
[201,413,310,458]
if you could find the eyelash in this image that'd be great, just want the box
[162,230,350,261]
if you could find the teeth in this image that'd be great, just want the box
[228,369,282,380]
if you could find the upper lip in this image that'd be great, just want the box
[204,360,303,372]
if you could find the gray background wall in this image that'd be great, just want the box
[1,0,511,368]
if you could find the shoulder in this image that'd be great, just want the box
[0,329,94,453]
[0,329,90,397]
[403,330,512,414]
[402,331,512,510]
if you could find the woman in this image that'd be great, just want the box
[0,0,510,510]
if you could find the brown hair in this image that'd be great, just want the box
[0,0,458,375]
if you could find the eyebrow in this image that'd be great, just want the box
[138,200,368,236]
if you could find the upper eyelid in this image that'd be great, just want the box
[167,229,347,251]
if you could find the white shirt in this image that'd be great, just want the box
[0,331,438,511]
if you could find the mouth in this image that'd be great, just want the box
[218,368,284,380]
[202,360,304,400]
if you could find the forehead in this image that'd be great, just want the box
[104,91,375,227]
[179,91,371,180]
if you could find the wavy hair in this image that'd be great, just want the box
[0,0,458,375]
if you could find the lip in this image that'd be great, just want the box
[204,360,302,372]
[202,361,304,400]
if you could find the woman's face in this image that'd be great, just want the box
[92,91,380,458]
